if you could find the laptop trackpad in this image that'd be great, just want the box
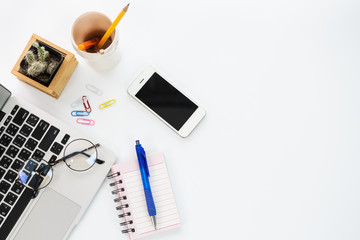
[14,188,81,240]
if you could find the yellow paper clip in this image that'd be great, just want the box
[99,99,116,110]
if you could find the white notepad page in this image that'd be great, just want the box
[110,153,181,239]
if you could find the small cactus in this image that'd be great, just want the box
[24,41,50,77]
[24,51,36,65]
[37,46,49,62]
[32,42,49,62]
[46,60,59,75]
[27,61,47,77]
[32,41,40,48]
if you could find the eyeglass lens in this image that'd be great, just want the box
[63,138,98,171]
[18,158,53,190]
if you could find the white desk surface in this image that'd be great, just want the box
[1,0,360,239]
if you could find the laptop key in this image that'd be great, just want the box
[26,114,39,127]
[6,123,19,136]
[12,108,29,126]
[61,134,70,145]
[0,168,5,179]
[50,142,58,154]
[0,126,4,136]
[4,170,17,183]
[0,193,3,202]
[0,216,3,226]
[5,145,19,158]
[25,138,38,151]
[51,142,64,155]
[11,181,24,195]
[32,149,45,160]
[0,181,11,194]
[24,160,38,172]
[49,155,57,164]
[13,135,26,148]
[0,146,4,158]
[54,143,64,155]
[4,192,18,206]
[31,120,49,141]
[0,134,12,147]
[4,116,12,126]
[11,159,23,171]
[10,105,19,115]
[0,111,5,122]
[19,124,33,137]
[29,175,43,189]
[0,203,10,217]
[18,149,31,161]
[39,126,60,152]
[0,156,12,169]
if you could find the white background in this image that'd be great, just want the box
[1,0,360,239]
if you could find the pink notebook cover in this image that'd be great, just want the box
[109,153,181,239]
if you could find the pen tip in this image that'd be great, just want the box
[151,216,157,230]
[136,140,140,145]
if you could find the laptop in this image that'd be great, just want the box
[0,84,116,240]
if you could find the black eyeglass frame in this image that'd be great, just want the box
[50,138,104,172]
[17,138,104,193]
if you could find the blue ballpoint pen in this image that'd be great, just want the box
[135,140,157,229]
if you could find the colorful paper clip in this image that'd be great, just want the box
[71,110,90,117]
[71,98,83,108]
[86,84,103,96]
[99,99,116,110]
[82,96,92,113]
[76,118,95,126]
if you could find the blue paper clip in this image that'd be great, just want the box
[71,111,90,117]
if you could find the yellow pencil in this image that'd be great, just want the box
[97,3,129,49]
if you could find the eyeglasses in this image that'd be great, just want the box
[18,138,104,191]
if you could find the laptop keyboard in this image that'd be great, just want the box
[0,104,70,240]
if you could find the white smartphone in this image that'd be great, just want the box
[128,66,206,137]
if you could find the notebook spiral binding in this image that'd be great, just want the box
[107,171,136,234]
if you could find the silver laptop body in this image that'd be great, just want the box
[0,85,115,240]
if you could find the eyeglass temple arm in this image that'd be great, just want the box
[76,152,105,164]
[78,143,104,163]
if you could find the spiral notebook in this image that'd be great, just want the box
[107,152,181,239]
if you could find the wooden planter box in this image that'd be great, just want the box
[11,34,78,99]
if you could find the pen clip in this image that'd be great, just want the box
[136,141,150,177]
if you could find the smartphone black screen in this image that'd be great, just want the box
[135,72,198,130]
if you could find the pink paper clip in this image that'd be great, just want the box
[82,96,91,113]
[76,118,95,126]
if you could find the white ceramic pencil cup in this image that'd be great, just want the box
[71,12,121,71]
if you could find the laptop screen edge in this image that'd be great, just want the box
[0,84,11,110]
